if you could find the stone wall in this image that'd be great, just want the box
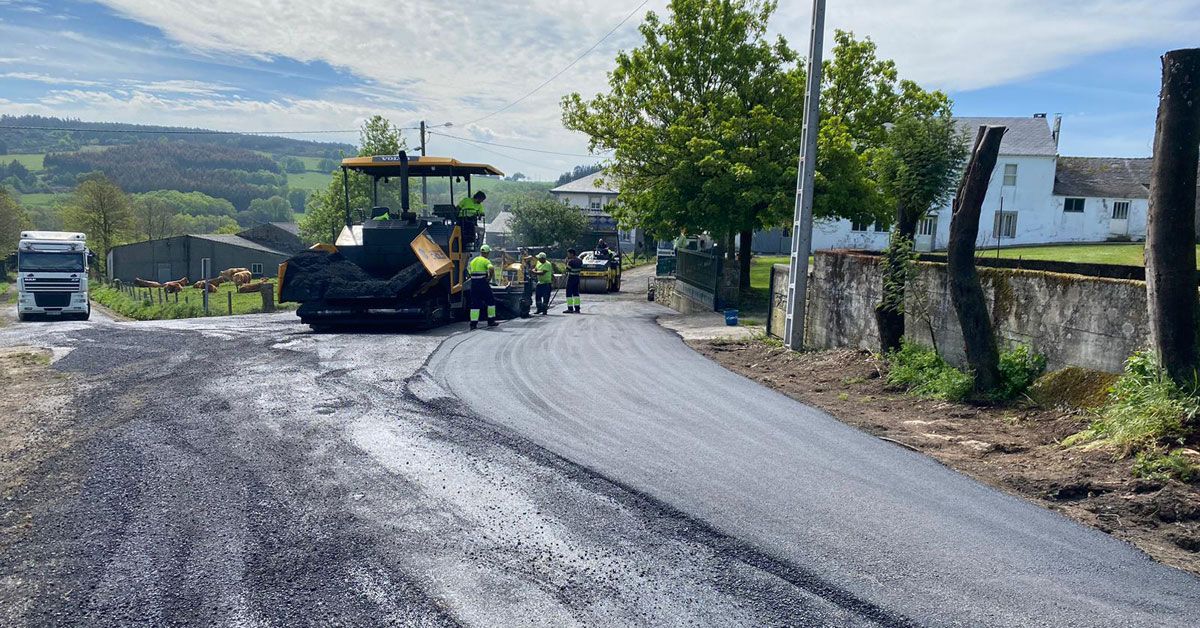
[776,250,1150,374]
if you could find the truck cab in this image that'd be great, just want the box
[16,231,91,321]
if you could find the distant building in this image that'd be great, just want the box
[107,223,302,283]
[550,171,643,254]
[237,221,306,255]
[484,210,515,250]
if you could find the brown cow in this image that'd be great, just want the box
[133,278,161,288]
[232,270,253,286]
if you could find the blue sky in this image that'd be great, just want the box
[1,0,1198,178]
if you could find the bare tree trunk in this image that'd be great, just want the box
[948,126,1006,394]
[738,229,753,295]
[1147,48,1200,386]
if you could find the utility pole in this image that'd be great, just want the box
[783,0,825,350]
[420,120,428,206]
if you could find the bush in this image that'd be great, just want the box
[887,341,1045,402]
[1064,351,1199,456]
[886,341,974,401]
[992,344,1047,401]
[1132,448,1198,483]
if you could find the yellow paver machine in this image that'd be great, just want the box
[277,152,533,330]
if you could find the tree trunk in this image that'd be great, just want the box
[738,229,753,295]
[876,202,917,353]
[948,125,1006,394]
[1146,48,1200,386]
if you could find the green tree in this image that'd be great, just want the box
[0,186,32,257]
[283,157,307,174]
[563,0,806,289]
[131,193,179,241]
[872,113,969,352]
[173,213,240,235]
[241,195,293,226]
[511,198,588,248]
[288,188,307,213]
[300,116,408,243]
[62,175,133,272]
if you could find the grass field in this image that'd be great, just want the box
[92,282,295,320]
[286,171,331,191]
[974,243,1200,268]
[18,192,69,208]
[4,153,45,171]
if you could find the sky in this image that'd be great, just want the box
[0,0,1198,180]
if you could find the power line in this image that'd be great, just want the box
[458,0,648,128]
[0,124,358,135]
[427,130,604,158]
[432,131,555,171]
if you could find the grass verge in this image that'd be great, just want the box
[1064,351,1200,481]
[979,243,1200,269]
[92,282,294,320]
[885,341,1045,403]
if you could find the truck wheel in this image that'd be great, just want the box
[80,308,91,321]
[17,312,30,322]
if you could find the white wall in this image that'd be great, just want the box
[812,154,1071,252]
[1048,196,1147,242]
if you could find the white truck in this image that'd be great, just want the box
[15,230,91,321]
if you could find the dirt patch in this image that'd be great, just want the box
[0,347,76,550]
[691,339,1200,575]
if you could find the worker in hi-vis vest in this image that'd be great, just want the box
[467,244,499,329]
[563,248,582,313]
[457,190,487,248]
[533,252,554,315]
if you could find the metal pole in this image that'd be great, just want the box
[201,257,210,315]
[783,0,825,350]
[420,120,428,207]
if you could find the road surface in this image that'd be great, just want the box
[0,273,1196,626]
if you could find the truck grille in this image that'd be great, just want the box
[33,292,72,308]
[23,277,82,292]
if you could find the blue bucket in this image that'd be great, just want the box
[724,309,739,326]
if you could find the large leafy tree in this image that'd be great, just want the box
[62,175,133,272]
[872,112,969,352]
[300,115,408,243]
[511,198,588,248]
[131,193,178,241]
[562,1,944,291]
[563,0,808,289]
[0,186,32,257]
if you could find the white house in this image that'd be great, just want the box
[549,171,642,253]
[1050,157,1150,243]
[811,115,1064,252]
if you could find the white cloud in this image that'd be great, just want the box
[12,0,1200,176]
[0,71,101,86]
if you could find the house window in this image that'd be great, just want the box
[917,216,936,236]
[1002,164,1018,187]
[850,219,870,232]
[872,222,888,233]
[588,195,603,210]
[1064,198,1085,213]
[251,263,264,275]
[1112,201,1130,220]
[994,211,1018,238]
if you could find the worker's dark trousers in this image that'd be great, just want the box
[459,218,478,248]
[469,277,496,324]
[565,275,581,311]
[535,283,551,313]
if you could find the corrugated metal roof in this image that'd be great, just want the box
[550,171,619,194]
[955,116,1058,157]
[268,222,300,235]
[191,233,289,256]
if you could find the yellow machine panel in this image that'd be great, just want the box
[410,229,454,277]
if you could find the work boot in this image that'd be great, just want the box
[487,320,499,327]
[563,307,573,314]
[470,321,478,330]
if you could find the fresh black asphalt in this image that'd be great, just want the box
[1,280,1198,626]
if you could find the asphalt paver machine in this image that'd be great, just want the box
[278,151,532,330]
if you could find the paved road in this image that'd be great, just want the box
[2,276,1198,626]
[431,279,1200,626]
[1,306,870,625]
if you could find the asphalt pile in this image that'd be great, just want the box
[282,250,429,301]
